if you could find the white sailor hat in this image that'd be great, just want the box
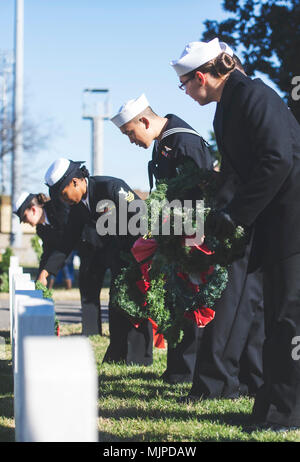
[44,157,85,198]
[13,191,36,222]
[111,93,149,128]
[170,37,228,77]
[219,41,234,57]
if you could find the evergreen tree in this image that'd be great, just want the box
[201,0,300,122]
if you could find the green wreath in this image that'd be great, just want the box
[35,281,60,336]
[112,160,248,347]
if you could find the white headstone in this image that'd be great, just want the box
[13,273,31,285]
[14,295,55,441]
[12,287,43,366]
[9,265,23,342]
[19,336,98,442]
[9,256,19,268]
[11,275,36,364]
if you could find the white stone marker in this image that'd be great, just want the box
[11,274,35,354]
[14,292,54,377]
[12,286,43,368]
[20,336,98,442]
[14,294,55,442]
[9,258,22,342]
[9,256,19,267]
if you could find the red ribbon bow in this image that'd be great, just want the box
[130,238,165,348]
[130,235,216,345]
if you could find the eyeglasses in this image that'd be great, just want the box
[178,75,195,91]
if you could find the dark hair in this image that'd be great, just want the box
[232,54,245,74]
[23,193,50,214]
[79,165,90,178]
[31,193,50,207]
[70,165,90,180]
[185,52,236,79]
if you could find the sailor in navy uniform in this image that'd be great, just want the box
[13,191,70,276]
[148,113,212,192]
[164,39,265,399]
[14,190,106,337]
[38,158,153,366]
[171,37,300,428]
[77,238,106,336]
[111,94,213,384]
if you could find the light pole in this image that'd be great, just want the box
[0,74,8,195]
[11,0,24,248]
[82,89,110,176]
[0,50,14,195]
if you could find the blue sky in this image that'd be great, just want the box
[0,0,278,193]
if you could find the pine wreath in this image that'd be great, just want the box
[112,160,248,347]
[35,281,60,336]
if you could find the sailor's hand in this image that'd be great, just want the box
[206,210,236,238]
[37,269,49,287]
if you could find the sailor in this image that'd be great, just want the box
[37,158,153,366]
[13,191,70,276]
[14,190,106,335]
[171,37,300,429]
[111,93,213,384]
[160,39,265,400]
[111,93,213,192]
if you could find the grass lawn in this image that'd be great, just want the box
[1,322,300,443]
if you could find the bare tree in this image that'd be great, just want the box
[0,78,61,194]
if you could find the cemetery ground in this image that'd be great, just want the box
[1,316,300,443]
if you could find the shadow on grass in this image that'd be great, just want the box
[0,331,10,342]
[0,332,14,442]
[98,387,173,402]
[97,370,255,437]
[98,407,263,442]
[97,402,251,427]
[0,396,14,419]
[0,424,14,442]
[97,428,252,443]
[98,372,175,401]
[99,370,159,383]
[0,334,13,399]
[0,358,14,422]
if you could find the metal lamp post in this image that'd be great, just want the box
[11,0,24,248]
[82,88,110,176]
[0,50,14,195]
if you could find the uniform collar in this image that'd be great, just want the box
[81,178,90,210]
[81,176,97,216]
[40,201,55,227]
[214,70,252,143]
[157,114,193,146]
[163,113,191,131]
[219,69,251,109]
[43,210,50,226]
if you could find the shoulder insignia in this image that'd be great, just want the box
[119,187,135,202]
[161,147,172,159]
